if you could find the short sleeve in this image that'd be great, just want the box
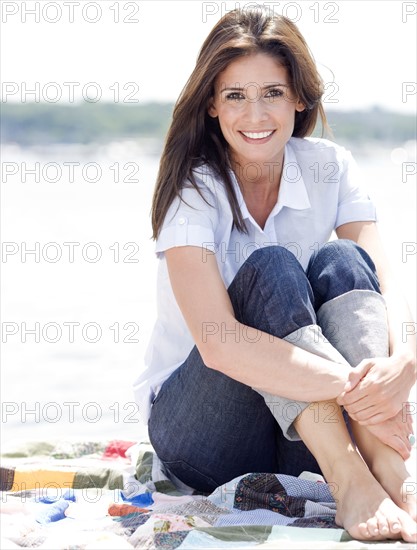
[155,184,219,256]
[335,149,378,228]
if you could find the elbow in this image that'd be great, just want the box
[199,340,229,373]
[197,317,240,373]
[200,347,224,372]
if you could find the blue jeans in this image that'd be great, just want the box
[148,240,382,494]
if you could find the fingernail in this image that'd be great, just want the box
[392,523,400,530]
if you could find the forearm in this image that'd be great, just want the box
[383,286,417,381]
[203,318,351,402]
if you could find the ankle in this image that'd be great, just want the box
[325,448,369,485]
[372,454,410,485]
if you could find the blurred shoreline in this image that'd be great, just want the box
[2,103,415,149]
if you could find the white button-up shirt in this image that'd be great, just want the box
[133,137,377,423]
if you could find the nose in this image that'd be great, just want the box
[243,96,268,124]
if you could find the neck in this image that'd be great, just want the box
[231,152,284,205]
[230,153,285,230]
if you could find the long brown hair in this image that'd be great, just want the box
[152,6,327,239]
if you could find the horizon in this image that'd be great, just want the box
[1,1,416,114]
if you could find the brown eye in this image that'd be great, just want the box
[226,92,244,101]
[265,88,284,99]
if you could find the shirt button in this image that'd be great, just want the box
[178,217,186,225]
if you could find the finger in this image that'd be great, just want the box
[344,398,372,414]
[393,436,411,460]
[336,393,346,406]
[354,401,400,423]
[398,423,413,447]
[403,402,415,417]
[400,433,412,454]
[358,411,393,425]
[342,375,377,403]
[401,448,411,461]
[353,358,374,374]
[346,403,377,422]
[339,389,370,407]
[343,373,361,393]
[384,442,409,461]
[343,366,369,392]
[405,438,412,454]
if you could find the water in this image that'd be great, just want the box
[1,141,415,446]
[1,141,159,445]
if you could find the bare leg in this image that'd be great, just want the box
[350,420,416,523]
[293,400,417,542]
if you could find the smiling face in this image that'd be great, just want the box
[208,52,305,172]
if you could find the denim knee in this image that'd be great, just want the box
[244,245,307,273]
[228,245,316,337]
[307,239,381,311]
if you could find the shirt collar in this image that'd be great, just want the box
[229,141,311,221]
[275,140,311,212]
[194,140,311,220]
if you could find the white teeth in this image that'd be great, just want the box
[241,131,273,139]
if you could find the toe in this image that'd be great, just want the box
[399,514,417,543]
[366,516,380,537]
[357,522,373,540]
[388,518,402,536]
[375,512,390,539]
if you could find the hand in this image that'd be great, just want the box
[363,406,414,460]
[337,355,415,424]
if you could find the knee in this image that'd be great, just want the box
[307,239,381,308]
[246,245,303,275]
[308,239,377,278]
[228,245,316,335]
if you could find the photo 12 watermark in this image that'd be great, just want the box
[201,240,326,264]
[1,242,140,263]
[1,400,141,424]
[201,1,341,24]
[1,321,140,343]
[201,321,339,345]
[1,1,141,24]
[1,82,140,103]
[401,161,416,183]
[1,161,140,184]
[402,1,417,22]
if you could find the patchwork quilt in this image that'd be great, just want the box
[0,438,410,549]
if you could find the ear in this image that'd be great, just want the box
[207,97,218,118]
[295,100,305,113]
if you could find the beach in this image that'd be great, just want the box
[1,140,416,445]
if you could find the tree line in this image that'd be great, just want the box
[1,102,415,146]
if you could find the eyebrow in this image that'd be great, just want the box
[219,83,290,93]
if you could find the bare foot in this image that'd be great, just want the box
[399,477,417,522]
[371,454,417,523]
[332,462,417,542]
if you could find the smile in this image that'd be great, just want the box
[240,130,274,139]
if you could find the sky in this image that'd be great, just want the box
[1,0,416,113]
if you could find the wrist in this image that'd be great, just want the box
[336,365,351,393]
[391,349,417,381]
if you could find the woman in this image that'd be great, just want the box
[134,7,417,541]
